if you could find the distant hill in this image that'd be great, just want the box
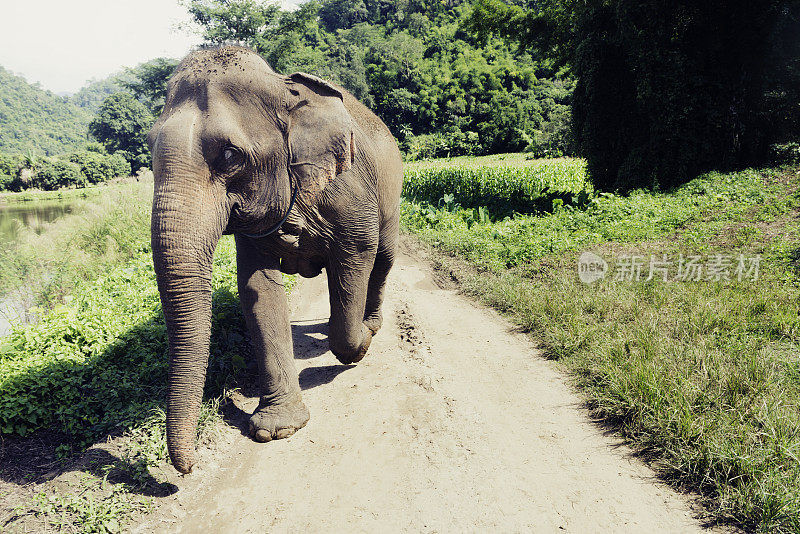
[70,77,124,113]
[0,66,95,156]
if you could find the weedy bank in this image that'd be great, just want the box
[0,180,154,312]
[402,156,800,532]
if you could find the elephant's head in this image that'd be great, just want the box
[148,46,355,473]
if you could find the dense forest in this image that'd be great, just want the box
[0,0,574,166]
[469,0,800,190]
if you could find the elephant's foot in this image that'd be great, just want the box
[331,324,373,365]
[249,394,310,443]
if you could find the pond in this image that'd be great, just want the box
[0,200,76,245]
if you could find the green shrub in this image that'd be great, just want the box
[0,173,13,190]
[67,151,131,184]
[770,142,800,166]
[108,152,131,178]
[33,160,85,191]
[0,153,24,178]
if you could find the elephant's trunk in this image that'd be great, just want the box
[151,140,228,473]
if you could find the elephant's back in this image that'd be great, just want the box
[339,87,403,221]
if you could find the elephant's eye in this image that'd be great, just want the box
[214,146,244,174]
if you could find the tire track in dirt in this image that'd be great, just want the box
[133,241,707,533]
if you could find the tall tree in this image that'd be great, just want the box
[120,58,179,117]
[88,92,154,170]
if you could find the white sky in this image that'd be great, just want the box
[0,0,304,95]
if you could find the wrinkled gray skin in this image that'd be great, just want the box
[149,46,402,474]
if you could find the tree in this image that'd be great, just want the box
[185,0,281,51]
[88,93,154,170]
[119,58,179,117]
[469,0,800,191]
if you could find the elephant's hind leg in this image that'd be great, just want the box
[235,235,310,443]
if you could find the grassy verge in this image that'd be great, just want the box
[1,233,295,532]
[0,181,153,311]
[0,178,146,204]
[0,180,296,532]
[402,163,800,531]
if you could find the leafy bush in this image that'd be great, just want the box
[88,92,153,171]
[0,150,132,191]
[68,151,131,184]
[33,160,84,191]
[0,234,295,447]
[770,142,800,166]
[403,154,591,216]
[0,173,13,190]
[0,152,24,177]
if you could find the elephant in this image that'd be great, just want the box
[148,46,403,474]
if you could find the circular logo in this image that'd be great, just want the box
[578,252,608,284]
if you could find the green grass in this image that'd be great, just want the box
[403,153,591,215]
[402,162,800,532]
[0,182,153,310]
[0,180,141,204]
[0,234,295,532]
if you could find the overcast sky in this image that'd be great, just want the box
[0,0,304,95]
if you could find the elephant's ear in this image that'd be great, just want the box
[285,72,356,202]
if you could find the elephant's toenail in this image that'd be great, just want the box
[275,428,294,439]
[254,429,273,442]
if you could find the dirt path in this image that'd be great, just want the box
[135,242,705,533]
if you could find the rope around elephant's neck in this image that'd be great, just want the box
[241,174,298,239]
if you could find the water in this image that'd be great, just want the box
[0,200,75,245]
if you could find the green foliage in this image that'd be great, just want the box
[471,0,800,192]
[0,150,132,192]
[184,0,575,159]
[118,58,179,117]
[88,93,154,170]
[403,154,590,215]
[67,152,131,185]
[771,142,800,166]
[70,77,123,113]
[0,67,94,156]
[0,183,153,309]
[0,247,203,442]
[402,161,778,272]
[33,160,85,191]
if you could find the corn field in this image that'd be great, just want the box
[403,154,591,214]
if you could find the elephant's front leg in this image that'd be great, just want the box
[235,235,309,443]
[327,243,378,365]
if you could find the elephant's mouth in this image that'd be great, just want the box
[224,207,285,238]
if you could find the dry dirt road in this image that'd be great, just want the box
[135,241,706,533]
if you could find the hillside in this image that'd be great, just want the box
[0,66,94,156]
[69,76,123,113]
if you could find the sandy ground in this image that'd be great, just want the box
[133,241,706,533]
